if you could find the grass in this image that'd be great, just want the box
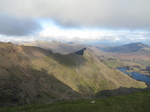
[1,91,150,112]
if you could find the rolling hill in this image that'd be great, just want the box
[0,42,147,107]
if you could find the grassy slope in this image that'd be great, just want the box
[1,91,150,112]
[32,48,147,94]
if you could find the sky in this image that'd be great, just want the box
[0,0,150,44]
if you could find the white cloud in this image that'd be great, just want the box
[0,0,150,30]
[39,24,116,42]
[37,24,150,43]
[1,28,150,43]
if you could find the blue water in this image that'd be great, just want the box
[117,67,150,84]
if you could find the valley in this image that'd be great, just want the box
[0,41,149,107]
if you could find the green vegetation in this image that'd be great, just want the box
[101,59,123,68]
[1,91,150,112]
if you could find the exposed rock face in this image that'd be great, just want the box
[75,48,87,55]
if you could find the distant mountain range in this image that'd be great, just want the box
[0,42,147,106]
[103,42,150,53]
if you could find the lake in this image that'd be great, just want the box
[117,67,150,84]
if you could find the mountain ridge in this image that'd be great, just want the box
[22,41,86,54]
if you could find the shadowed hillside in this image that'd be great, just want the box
[0,42,147,107]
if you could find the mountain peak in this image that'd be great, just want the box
[136,42,149,47]
[75,48,87,55]
[127,42,147,47]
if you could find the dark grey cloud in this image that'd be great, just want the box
[0,0,150,30]
[0,14,42,36]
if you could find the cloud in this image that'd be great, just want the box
[0,0,150,30]
[38,25,150,43]
[1,29,150,44]
[0,14,42,36]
